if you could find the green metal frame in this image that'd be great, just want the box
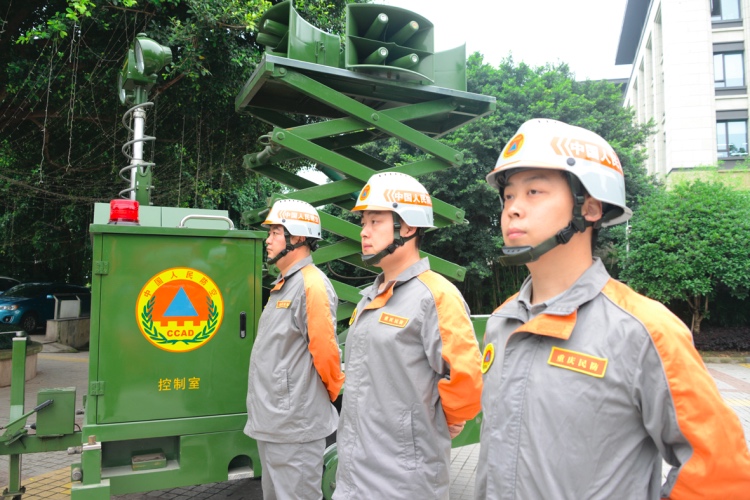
[235,54,494,472]
[236,55,495,321]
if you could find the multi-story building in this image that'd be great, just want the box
[616,0,750,186]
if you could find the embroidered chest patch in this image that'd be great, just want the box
[276,300,291,309]
[548,346,607,378]
[378,312,408,328]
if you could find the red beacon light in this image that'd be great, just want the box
[109,199,140,225]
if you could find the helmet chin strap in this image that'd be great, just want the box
[267,229,309,265]
[498,220,587,266]
[361,213,419,266]
[498,174,594,267]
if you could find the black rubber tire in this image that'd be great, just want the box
[20,313,38,333]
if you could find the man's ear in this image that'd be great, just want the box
[583,196,603,223]
[400,221,417,238]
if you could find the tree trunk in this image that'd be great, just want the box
[687,294,707,336]
[692,310,702,336]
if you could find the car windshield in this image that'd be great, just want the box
[1,284,49,298]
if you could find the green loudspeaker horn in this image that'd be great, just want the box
[255,0,341,67]
[345,4,435,84]
[363,47,389,65]
[388,21,419,45]
[263,19,288,38]
[363,13,389,39]
[257,32,283,48]
[118,35,172,104]
[389,53,419,69]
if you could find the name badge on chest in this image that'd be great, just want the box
[378,312,408,328]
[548,346,608,378]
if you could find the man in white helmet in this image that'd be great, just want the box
[333,172,483,499]
[476,119,750,499]
[244,198,345,500]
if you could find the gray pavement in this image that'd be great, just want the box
[2,336,750,499]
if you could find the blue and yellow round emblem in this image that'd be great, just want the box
[136,267,224,353]
[481,343,495,374]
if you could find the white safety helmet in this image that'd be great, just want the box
[262,199,322,239]
[486,118,632,227]
[352,172,434,227]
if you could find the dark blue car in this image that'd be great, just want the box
[0,283,91,332]
[0,277,20,293]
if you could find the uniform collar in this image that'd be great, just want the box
[495,258,611,340]
[515,257,609,316]
[518,286,565,318]
[362,257,430,298]
[271,255,313,287]
[360,258,430,310]
[545,257,610,315]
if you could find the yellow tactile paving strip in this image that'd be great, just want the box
[13,467,71,499]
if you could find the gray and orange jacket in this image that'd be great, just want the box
[244,256,344,443]
[475,258,750,499]
[334,258,483,499]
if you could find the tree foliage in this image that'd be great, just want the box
[0,0,359,283]
[369,54,655,313]
[620,179,750,335]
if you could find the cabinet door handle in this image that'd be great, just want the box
[239,312,247,339]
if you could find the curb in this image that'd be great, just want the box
[701,356,750,364]
[40,342,80,354]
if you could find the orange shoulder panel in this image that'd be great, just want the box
[300,265,345,401]
[417,271,483,425]
[602,279,750,498]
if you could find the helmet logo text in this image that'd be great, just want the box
[551,137,623,174]
[278,210,320,224]
[383,189,431,206]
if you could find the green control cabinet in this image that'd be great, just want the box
[71,205,266,498]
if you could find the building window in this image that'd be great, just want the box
[714,52,745,87]
[712,0,741,21]
[717,120,748,157]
